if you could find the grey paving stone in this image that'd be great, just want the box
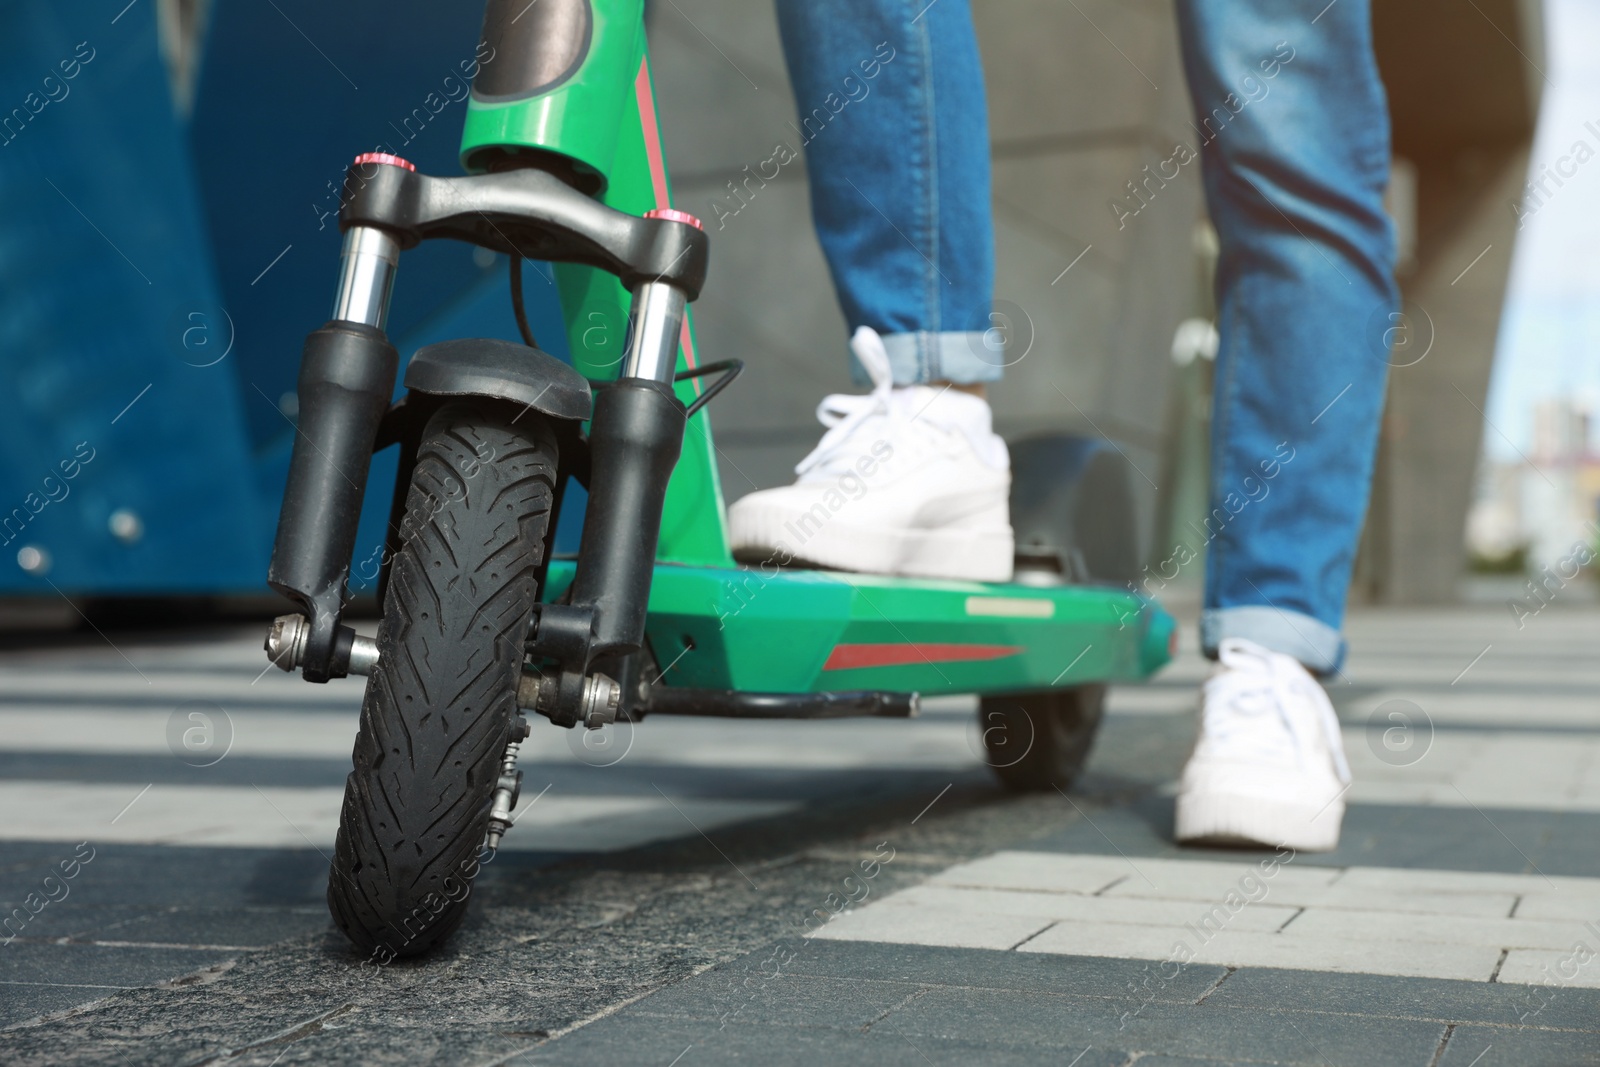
[0,691,357,712]
[80,906,328,948]
[0,899,128,942]
[531,941,1492,1064]
[889,988,1445,1065]
[3,900,327,949]
[0,943,236,990]
[775,938,1230,1003]
[508,1013,1131,1067]
[512,761,968,803]
[1210,965,1600,1032]
[189,1022,543,1067]
[0,843,329,908]
[5,613,1598,1063]
[1075,705,1198,791]
[0,751,352,789]
[630,970,924,1030]
[0,983,124,1029]
[1439,1024,1600,1067]
[1023,795,1600,879]
[1333,806,1600,880]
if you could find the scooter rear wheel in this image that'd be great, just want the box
[980,432,1134,793]
[327,401,556,958]
[979,685,1106,793]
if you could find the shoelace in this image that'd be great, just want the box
[795,326,901,479]
[1202,642,1351,784]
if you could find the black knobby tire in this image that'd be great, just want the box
[979,432,1135,794]
[327,401,556,958]
[980,685,1106,793]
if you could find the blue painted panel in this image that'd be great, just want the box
[0,0,571,597]
[0,2,267,595]
[187,0,502,457]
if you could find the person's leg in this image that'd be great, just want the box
[1177,0,1397,671]
[772,0,1000,386]
[1172,0,1397,850]
[726,1,1012,582]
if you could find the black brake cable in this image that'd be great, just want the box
[674,359,745,419]
[510,255,538,349]
[513,252,738,419]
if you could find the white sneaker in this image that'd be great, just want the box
[727,326,1014,582]
[1175,638,1351,852]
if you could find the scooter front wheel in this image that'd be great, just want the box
[327,401,556,958]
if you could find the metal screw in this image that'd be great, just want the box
[264,614,309,671]
[109,509,144,544]
[16,546,50,575]
[581,673,621,729]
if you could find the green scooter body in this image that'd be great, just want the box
[460,0,1174,695]
[543,561,1174,696]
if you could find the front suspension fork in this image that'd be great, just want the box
[265,223,400,682]
[526,277,690,729]
[569,280,689,657]
[264,157,706,703]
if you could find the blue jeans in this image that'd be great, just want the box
[1177,0,1397,672]
[781,0,1397,672]
[774,0,1001,386]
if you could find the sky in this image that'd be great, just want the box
[1485,0,1600,459]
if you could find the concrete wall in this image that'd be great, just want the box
[1357,0,1543,602]
[648,0,1542,602]
[649,0,1201,566]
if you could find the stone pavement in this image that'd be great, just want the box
[1,605,1597,1065]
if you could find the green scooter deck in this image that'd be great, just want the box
[463,2,1174,703]
[544,560,1174,696]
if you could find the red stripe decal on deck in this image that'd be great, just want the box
[634,57,699,375]
[678,318,699,373]
[822,644,1025,671]
[634,58,671,212]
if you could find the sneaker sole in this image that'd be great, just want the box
[1175,791,1344,853]
[729,504,1014,583]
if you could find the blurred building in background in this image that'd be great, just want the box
[663,0,1547,605]
[1468,394,1600,568]
[1472,0,1600,591]
[1356,0,1546,602]
[0,0,1549,613]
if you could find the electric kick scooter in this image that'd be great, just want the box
[262,0,1175,958]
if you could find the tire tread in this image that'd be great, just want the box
[327,402,555,957]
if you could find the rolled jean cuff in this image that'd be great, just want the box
[852,330,1003,386]
[1201,606,1346,674]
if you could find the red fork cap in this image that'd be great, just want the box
[352,152,416,172]
[644,208,703,231]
